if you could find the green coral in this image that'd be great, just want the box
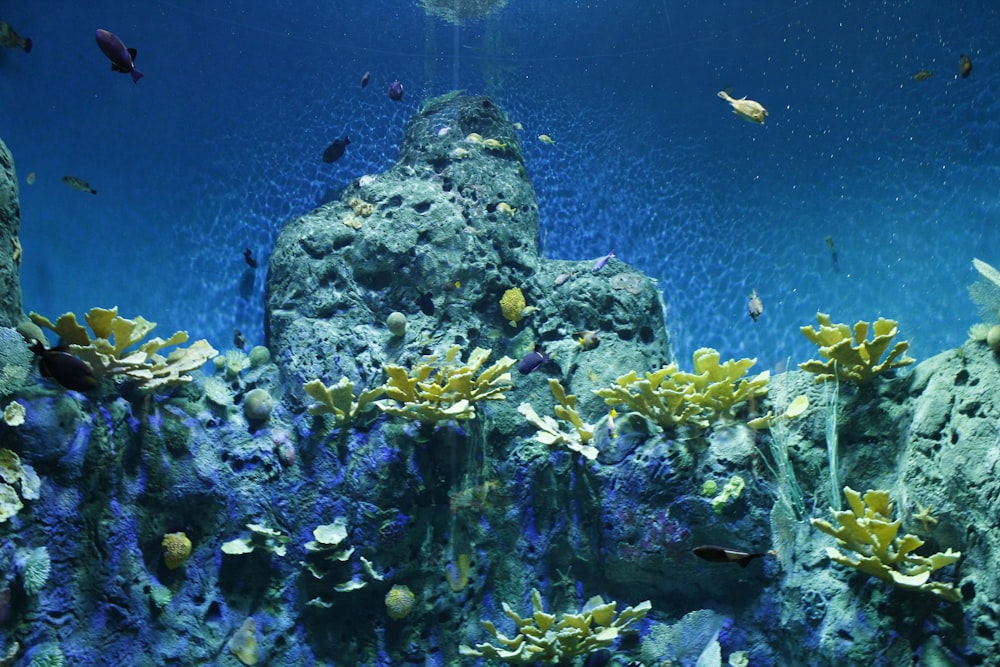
[711,475,745,513]
[810,487,962,603]
[375,345,514,423]
[518,378,597,459]
[595,347,769,430]
[303,377,385,428]
[799,312,915,384]
[460,587,651,664]
[30,307,218,393]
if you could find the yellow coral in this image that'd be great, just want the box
[29,307,218,393]
[303,377,385,428]
[348,197,374,217]
[799,312,915,384]
[499,288,526,326]
[385,584,416,619]
[376,345,515,423]
[460,587,650,663]
[811,487,961,603]
[162,532,192,570]
[595,348,768,430]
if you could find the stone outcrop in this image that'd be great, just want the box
[0,138,24,327]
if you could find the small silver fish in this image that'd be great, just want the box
[748,289,763,322]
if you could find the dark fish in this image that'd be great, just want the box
[517,345,549,375]
[388,80,404,101]
[233,329,247,350]
[960,54,973,78]
[0,21,31,53]
[322,136,351,163]
[418,292,434,316]
[30,341,97,392]
[244,248,257,269]
[361,71,370,88]
[747,289,763,322]
[583,649,611,667]
[693,545,767,567]
[62,176,96,194]
[825,235,840,273]
[96,29,143,84]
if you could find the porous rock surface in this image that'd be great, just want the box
[266,93,671,425]
[0,138,24,328]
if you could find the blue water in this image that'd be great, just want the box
[1,1,997,372]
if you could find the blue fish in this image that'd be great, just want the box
[96,29,142,84]
[592,250,615,273]
[517,345,549,375]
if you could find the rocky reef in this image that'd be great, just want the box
[0,138,24,329]
[0,95,996,666]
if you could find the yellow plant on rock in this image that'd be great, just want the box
[30,307,217,393]
[810,487,962,603]
[595,348,769,430]
[799,312,915,384]
[303,377,385,428]
[460,587,651,664]
[518,378,597,459]
[375,345,515,423]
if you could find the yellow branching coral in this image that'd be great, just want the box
[375,345,515,423]
[460,587,651,664]
[799,312,915,384]
[303,377,385,428]
[811,487,962,603]
[499,287,526,326]
[518,378,597,459]
[595,348,769,430]
[30,307,217,393]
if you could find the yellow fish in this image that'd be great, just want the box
[538,134,556,145]
[717,90,767,124]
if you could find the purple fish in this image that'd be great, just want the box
[96,29,143,84]
[517,345,550,375]
[388,80,404,101]
[592,250,615,273]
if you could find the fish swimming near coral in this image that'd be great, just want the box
[0,21,31,52]
[96,29,143,84]
[960,54,973,78]
[30,341,97,392]
[243,248,257,268]
[717,90,767,124]
[517,345,550,375]
[538,134,556,145]
[61,176,96,194]
[747,289,763,322]
[592,250,615,273]
[693,545,768,567]
[233,329,247,350]
[322,136,351,163]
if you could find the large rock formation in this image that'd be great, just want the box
[0,138,24,327]
[266,92,670,423]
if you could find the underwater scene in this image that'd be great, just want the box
[0,0,999,665]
